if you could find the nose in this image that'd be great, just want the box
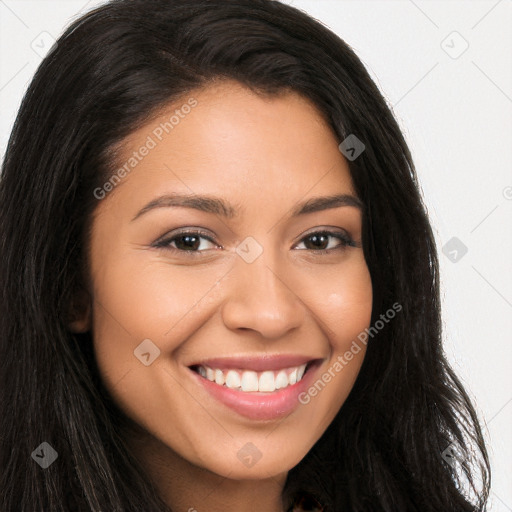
[220,248,305,339]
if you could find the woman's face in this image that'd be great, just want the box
[85,80,372,481]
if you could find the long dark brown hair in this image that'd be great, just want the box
[0,0,490,510]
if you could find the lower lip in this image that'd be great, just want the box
[188,362,320,421]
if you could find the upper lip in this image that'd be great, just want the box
[188,354,322,372]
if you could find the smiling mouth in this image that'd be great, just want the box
[189,360,320,393]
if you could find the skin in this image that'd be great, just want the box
[71,80,373,512]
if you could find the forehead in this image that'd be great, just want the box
[97,80,356,216]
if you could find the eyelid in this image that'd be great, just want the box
[292,226,353,246]
[153,227,217,244]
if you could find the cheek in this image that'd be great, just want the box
[293,257,373,422]
[91,248,373,359]
[302,256,373,349]
[91,240,372,389]
[89,251,233,371]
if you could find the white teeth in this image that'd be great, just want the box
[275,370,288,389]
[214,369,225,385]
[240,371,259,392]
[195,362,311,392]
[225,370,241,389]
[258,371,275,392]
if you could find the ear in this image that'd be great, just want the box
[67,287,92,333]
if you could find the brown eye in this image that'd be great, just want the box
[153,229,218,255]
[295,230,356,253]
[171,234,203,251]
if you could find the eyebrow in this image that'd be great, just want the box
[131,192,363,221]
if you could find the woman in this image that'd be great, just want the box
[0,0,490,510]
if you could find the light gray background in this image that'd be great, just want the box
[1,0,511,509]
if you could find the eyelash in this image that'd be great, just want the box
[152,228,358,257]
